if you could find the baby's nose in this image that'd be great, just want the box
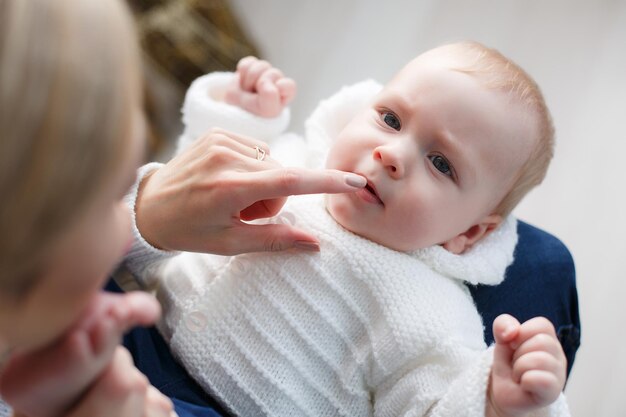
[373,146,404,179]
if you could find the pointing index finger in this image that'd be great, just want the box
[239,167,366,202]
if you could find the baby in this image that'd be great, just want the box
[128,41,569,417]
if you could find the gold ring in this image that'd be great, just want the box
[254,146,266,161]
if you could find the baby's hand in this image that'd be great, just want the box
[224,56,296,118]
[488,314,567,417]
[0,291,161,417]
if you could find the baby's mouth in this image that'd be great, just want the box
[364,180,383,205]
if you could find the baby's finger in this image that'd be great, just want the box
[511,350,563,383]
[144,386,175,417]
[90,315,118,356]
[91,293,160,354]
[493,314,520,345]
[116,291,161,330]
[512,332,565,365]
[511,317,557,348]
[73,292,120,331]
[255,68,284,114]
[256,67,284,86]
[66,347,148,417]
[519,370,563,406]
[242,59,271,92]
[256,81,282,118]
[236,56,258,85]
[237,56,257,71]
[491,314,520,380]
[276,78,297,105]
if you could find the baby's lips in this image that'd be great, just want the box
[363,176,384,205]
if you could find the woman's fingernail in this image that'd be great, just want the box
[344,173,367,188]
[294,241,320,252]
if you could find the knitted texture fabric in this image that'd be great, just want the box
[156,195,504,417]
[123,161,178,288]
[125,73,571,417]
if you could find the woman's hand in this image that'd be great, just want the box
[2,292,169,417]
[135,128,366,255]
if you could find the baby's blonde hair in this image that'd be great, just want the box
[0,0,142,297]
[429,41,555,217]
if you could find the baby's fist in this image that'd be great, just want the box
[224,56,296,118]
[489,314,567,417]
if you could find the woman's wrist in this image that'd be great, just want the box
[125,162,167,251]
[123,162,178,286]
[134,169,164,250]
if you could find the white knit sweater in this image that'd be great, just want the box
[125,73,570,417]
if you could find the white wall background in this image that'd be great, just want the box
[229,1,626,416]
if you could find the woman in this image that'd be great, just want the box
[0,0,364,415]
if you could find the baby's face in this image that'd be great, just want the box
[325,55,536,251]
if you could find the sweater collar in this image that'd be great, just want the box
[410,215,518,286]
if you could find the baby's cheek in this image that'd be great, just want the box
[390,207,440,251]
[325,194,348,225]
[325,194,370,238]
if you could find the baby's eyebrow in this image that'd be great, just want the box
[377,92,413,117]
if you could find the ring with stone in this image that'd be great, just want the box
[254,146,266,161]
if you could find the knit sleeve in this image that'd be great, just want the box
[425,347,493,417]
[375,346,570,417]
[371,341,486,417]
[176,71,291,155]
[425,347,571,417]
[123,162,179,289]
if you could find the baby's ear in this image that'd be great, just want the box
[442,214,503,254]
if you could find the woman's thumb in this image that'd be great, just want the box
[235,223,320,253]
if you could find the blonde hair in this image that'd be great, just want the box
[429,41,555,217]
[0,0,142,297]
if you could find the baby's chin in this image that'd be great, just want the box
[324,194,410,251]
[324,194,446,252]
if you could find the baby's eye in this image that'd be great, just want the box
[381,111,401,131]
[429,155,453,177]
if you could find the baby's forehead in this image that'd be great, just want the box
[380,62,511,113]
[382,58,534,126]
